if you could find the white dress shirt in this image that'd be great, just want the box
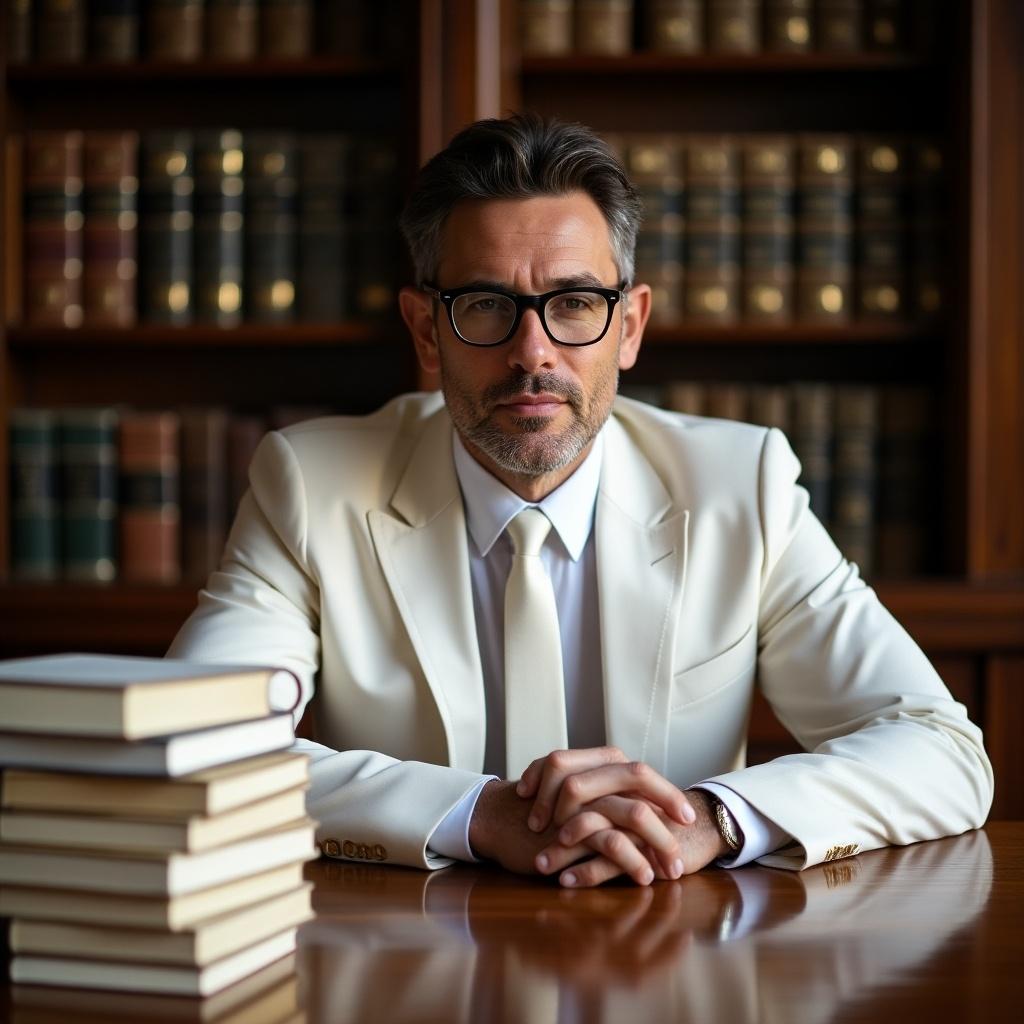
[428,428,789,868]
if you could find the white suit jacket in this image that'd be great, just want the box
[167,392,993,870]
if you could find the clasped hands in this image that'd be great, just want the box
[468,746,730,888]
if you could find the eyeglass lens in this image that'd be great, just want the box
[452,291,610,345]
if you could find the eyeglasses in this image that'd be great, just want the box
[422,282,624,347]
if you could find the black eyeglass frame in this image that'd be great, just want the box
[421,281,625,348]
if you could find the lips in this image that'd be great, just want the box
[497,393,566,416]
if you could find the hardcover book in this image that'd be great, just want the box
[181,406,230,581]
[646,0,703,55]
[817,0,863,51]
[261,0,313,58]
[856,136,907,321]
[707,0,761,53]
[147,0,204,61]
[831,386,880,575]
[91,0,141,61]
[35,0,86,61]
[205,0,258,61]
[765,0,812,51]
[521,0,573,56]
[576,0,634,56]
[8,408,60,582]
[790,383,834,522]
[7,0,33,62]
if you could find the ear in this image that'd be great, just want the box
[618,283,651,372]
[399,286,441,375]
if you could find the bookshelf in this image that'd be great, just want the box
[0,0,1022,814]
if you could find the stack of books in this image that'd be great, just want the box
[0,653,317,999]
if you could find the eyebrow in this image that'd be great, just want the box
[451,273,610,293]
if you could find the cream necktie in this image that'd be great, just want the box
[504,508,568,780]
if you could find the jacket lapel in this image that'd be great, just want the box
[367,409,487,772]
[597,415,690,774]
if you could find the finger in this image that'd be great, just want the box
[552,762,695,829]
[560,831,654,888]
[514,753,553,797]
[526,746,628,832]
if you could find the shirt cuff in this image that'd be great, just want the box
[695,782,791,868]
[426,776,497,862]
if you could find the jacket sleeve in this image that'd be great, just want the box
[703,427,994,869]
[167,431,488,870]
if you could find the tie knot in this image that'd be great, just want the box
[507,507,552,558]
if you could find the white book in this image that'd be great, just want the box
[10,927,298,996]
[0,714,296,776]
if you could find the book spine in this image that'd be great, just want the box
[245,132,298,324]
[119,411,181,584]
[521,0,574,56]
[645,0,703,54]
[205,0,258,61]
[866,0,905,50]
[194,129,245,327]
[140,131,194,325]
[790,383,834,522]
[91,0,141,62]
[831,386,880,577]
[742,135,795,323]
[24,130,84,328]
[298,133,352,322]
[576,0,634,55]
[8,409,60,582]
[147,0,205,61]
[82,131,139,328]
[707,0,761,53]
[683,135,741,323]
[764,0,812,51]
[352,139,398,317]
[7,0,34,62]
[664,381,706,416]
[319,0,370,56]
[181,408,229,583]
[705,383,749,422]
[226,414,267,515]
[856,136,907,321]
[816,0,863,51]
[623,134,684,324]
[911,139,944,320]
[261,0,313,59]
[34,0,86,61]
[795,134,853,323]
[59,408,119,583]
[748,384,791,433]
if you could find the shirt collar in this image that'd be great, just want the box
[452,429,604,562]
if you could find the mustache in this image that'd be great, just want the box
[482,373,583,408]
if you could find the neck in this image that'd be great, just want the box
[460,437,593,503]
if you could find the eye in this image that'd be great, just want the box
[465,295,502,313]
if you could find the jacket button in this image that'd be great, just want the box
[322,839,341,857]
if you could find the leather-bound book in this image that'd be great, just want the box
[764,0,811,51]
[140,131,194,325]
[147,0,204,61]
[245,132,298,324]
[7,0,33,62]
[91,0,141,61]
[790,383,834,522]
[911,139,944,320]
[816,0,863,51]
[226,414,267,516]
[866,0,904,50]
[82,131,139,328]
[795,135,853,323]
[521,0,573,56]
[646,0,703,55]
[298,133,352,322]
[707,0,761,53]
[576,0,634,55]
[24,131,84,328]
[856,136,907,321]
[352,138,399,317]
[877,387,931,577]
[261,0,312,58]
[319,0,369,56]
[683,135,741,323]
[664,381,706,416]
[194,129,244,327]
[705,383,750,422]
[742,135,795,323]
[181,407,229,583]
[119,411,181,585]
[59,408,119,584]
[8,409,60,582]
[34,0,85,61]
[622,134,684,324]
[206,0,258,61]
[749,384,791,433]
[831,386,880,577]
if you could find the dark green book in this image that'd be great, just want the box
[352,138,399,318]
[9,409,60,582]
[856,136,907,321]
[911,139,945,320]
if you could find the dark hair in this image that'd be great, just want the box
[400,113,641,287]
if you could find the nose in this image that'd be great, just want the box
[506,307,559,374]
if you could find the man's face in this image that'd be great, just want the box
[402,192,647,495]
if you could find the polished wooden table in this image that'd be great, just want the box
[4,823,1021,1022]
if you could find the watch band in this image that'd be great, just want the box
[706,793,741,852]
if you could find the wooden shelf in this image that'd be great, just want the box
[642,322,932,346]
[520,52,933,75]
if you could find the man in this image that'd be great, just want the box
[168,114,992,888]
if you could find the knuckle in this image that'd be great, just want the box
[627,760,651,781]
[549,749,570,771]
[604,831,630,858]
[605,746,627,763]
[627,801,650,830]
[563,775,585,799]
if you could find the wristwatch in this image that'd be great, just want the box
[703,791,741,853]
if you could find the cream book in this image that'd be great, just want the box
[0,715,296,776]
[0,861,306,929]
[0,653,301,738]
[2,751,309,817]
[0,786,308,854]
[10,927,298,996]
[0,819,317,895]
[10,883,314,965]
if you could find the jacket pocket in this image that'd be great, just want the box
[671,623,757,709]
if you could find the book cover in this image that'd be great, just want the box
[866,0,905,51]
[91,0,141,62]
[261,0,313,59]
[831,386,880,576]
[704,383,750,422]
[749,384,791,433]
[352,138,399,317]
[8,408,60,582]
[181,406,230,582]
[856,136,907,321]
[35,0,86,62]
[576,0,634,56]
[790,383,834,522]
[646,0,703,55]
[7,0,33,62]
[765,0,812,52]
[817,0,863,51]
[664,381,706,416]
[147,0,204,61]
[911,139,944,320]
[521,0,573,56]
[707,0,761,54]
[227,414,267,515]
[205,0,258,61]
